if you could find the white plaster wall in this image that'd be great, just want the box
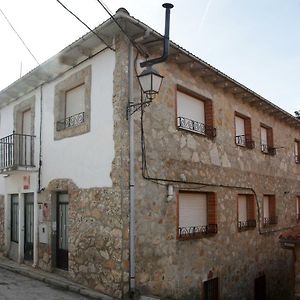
[41,50,115,188]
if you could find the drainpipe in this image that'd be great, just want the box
[128,43,135,297]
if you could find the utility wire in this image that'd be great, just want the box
[95,0,148,58]
[56,0,114,51]
[0,8,39,65]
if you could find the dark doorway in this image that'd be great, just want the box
[56,193,69,270]
[255,275,266,300]
[24,193,34,261]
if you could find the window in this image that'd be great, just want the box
[263,195,277,226]
[54,65,91,140]
[237,194,256,231]
[260,125,275,155]
[177,192,217,240]
[176,86,216,139]
[11,194,19,243]
[295,140,300,164]
[235,113,254,149]
[297,196,300,222]
[203,277,219,300]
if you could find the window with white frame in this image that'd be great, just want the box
[178,192,217,239]
[237,194,256,231]
[176,87,215,138]
[263,195,277,226]
[235,113,254,149]
[260,125,275,155]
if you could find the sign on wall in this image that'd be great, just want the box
[23,175,30,190]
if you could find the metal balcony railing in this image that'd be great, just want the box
[235,135,255,149]
[178,224,218,239]
[177,116,216,139]
[238,219,256,231]
[261,144,276,156]
[56,112,85,131]
[263,216,278,226]
[0,133,35,171]
[295,155,300,164]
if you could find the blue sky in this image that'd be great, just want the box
[0,0,299,114]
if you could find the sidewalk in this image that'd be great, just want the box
[0,255,115,300]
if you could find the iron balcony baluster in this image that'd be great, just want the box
[263,216,278,226]
[177,116,216,139]
[238,219,256,231]
[178,224,218,239]
[235,135,255,149]
[56,112,85,131]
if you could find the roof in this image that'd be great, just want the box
[279,225,300,243]
[0,8,299,128]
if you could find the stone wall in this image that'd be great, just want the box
[131,52,299,299]
[0,195,4,252]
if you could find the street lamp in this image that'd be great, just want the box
[137,66,164,100]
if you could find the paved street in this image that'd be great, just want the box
[0,268,90,300]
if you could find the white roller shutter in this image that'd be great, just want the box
[65,84,85,118]
[263,196,269,218]
[177,91,205,124]
[179,193,207,228]
[238,195,247,222]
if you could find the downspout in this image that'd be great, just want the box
[128,44,136,297]
[38,84,43,192]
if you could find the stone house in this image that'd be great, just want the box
[0,7,299,300]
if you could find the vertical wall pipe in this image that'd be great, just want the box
[128,44,136,296]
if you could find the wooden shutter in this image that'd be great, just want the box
[267,127,273,147]
[246,195,255,220]
[263,196,269,218]
[65,84,85,118]
[244,118,252,139]
[269,195,276,217]
[207,192,217,225]
[238,195,247,222]
[204,99,213,128]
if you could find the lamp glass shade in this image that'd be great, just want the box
[138,66,163,99]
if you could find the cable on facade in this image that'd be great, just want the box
[0,7,39,65]
[139,93,298,235]
[55,0,115,51]
[94,0,149,58]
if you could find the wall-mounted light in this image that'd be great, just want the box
[137,66,164,101]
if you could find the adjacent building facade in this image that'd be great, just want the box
[0,8,299,299]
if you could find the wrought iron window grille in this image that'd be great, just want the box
[295,155,300,164]
[235,135,255,149]
[238,219,256,231]
[56,112,85,131]
[178,224,218,239]
[0,132,35,170]
[263,216,278,226]
[177,116,216,139]
[261,144,276,156]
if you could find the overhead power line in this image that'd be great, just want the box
[0,7,39,65]
[95,0,148,58]
[56,0,114,51]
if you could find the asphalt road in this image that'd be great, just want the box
[0,268,90,300]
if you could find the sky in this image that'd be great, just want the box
[0,0,299,114]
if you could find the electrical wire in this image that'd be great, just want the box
[0,8,39,65]
[94,0,148,58]
[55,0,114,51]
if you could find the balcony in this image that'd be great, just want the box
[178,224,218,240]
[235,135,255,149]
[177,116,216,139]
[238,219,256,231]
[0,133,35,173]
[263,216,278,226]
[261,144,276,156]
